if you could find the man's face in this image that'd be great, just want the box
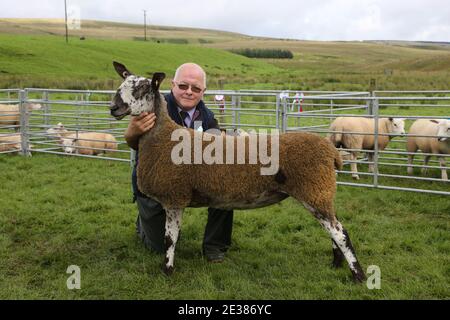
[171,66,205,110]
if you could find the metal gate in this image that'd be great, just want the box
[1,88,448,195]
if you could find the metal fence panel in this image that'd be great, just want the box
[0,88,448,196]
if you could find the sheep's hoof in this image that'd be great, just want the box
[163,265,174,276]
[332,259,344,269]
[352,271,367,283]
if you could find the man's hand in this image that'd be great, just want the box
[124,112,156,150]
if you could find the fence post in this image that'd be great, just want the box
[231,94,239,130]
[281,96,287,133]
[372,97,379,188]
[275,94,280,131]
[330,99,334,126]
[85,92,91,128]
[236,95,241,130]
[42,90,49,127]
[367,91,375,115]
[19,90,31,157]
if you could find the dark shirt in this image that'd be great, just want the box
[132,92,220,198]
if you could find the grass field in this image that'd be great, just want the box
[0,154,448,299]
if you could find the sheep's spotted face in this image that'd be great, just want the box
[110,61,165,120]
[111,76,152,119]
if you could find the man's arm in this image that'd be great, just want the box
[124,112,156,150]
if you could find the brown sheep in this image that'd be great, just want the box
[328,116,405,180]
[407,119,449,180]
[109,61,366,282]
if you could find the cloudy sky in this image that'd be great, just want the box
[2,0,450,41]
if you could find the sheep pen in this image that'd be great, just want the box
[109,61,366,282]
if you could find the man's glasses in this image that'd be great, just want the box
[174,81,204,94]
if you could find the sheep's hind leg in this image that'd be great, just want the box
[322,217,365,282]
[332,240,344,268]
[350,153,360,180]
[163,208,183,275]
[302,202,365,282]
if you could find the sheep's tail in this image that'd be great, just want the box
[328,127,343,148]
[334,148,343,171]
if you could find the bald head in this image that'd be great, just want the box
[173,63,206,88]
[171,63,207,110]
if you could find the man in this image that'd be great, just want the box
[124,63,234,263]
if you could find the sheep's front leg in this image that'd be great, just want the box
[163,208,183,275]
[367,152,374,173]
[439,156,447,180]
[407,154,415,175]
[422,155,431,175]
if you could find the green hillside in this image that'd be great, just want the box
[0,33,282,89]
[0,19,450,91]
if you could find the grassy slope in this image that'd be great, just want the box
[0,33,282,89]
[1,19,450,91]
[0,154,448,299]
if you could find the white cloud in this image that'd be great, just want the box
[1,0,449,41]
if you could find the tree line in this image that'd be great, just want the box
[229,48,294,59]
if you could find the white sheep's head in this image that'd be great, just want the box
[110,61,165,120]
[388,117,406,135]
[432,119,450,142]
[61,138,76,154]
[46,122,67,138]
[26,103,42,111]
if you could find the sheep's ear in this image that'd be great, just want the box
[388,117,393,122]
[113,61,133,79]
[430,120,439,124]
[151,72,166,92]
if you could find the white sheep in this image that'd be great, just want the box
[406,119,449,180]
[46,123,118,155]
[109,61,366,282]
[328,117,405,179]
[0,103,42,130]
[0,134,21,153]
